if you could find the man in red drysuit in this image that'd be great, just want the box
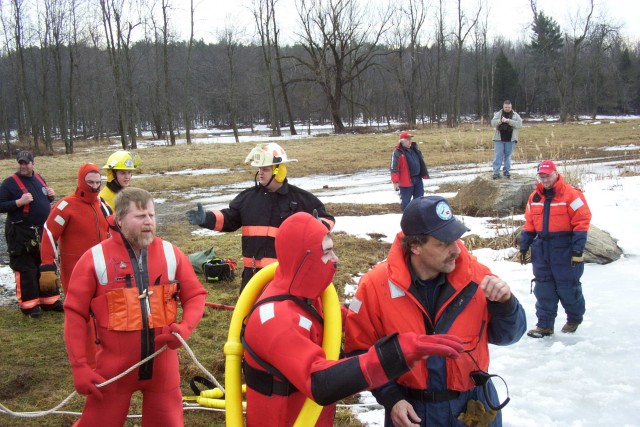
[40,163,112,367]
[242,211,464,426]
[40,163,112,295]
[64,187,207,427]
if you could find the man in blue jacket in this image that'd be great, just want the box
[0,151,59,317]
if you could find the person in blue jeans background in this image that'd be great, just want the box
[490,100,522,179]
[390,131,429,210]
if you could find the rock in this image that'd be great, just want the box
[584,224,623,264]
[512,224,622,265]
[450,173,537,216]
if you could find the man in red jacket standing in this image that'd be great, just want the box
[519,160,592,338]
[64,187,207,427]
[390,131,429,211]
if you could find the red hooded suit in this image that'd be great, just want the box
[242,212,427,427]
[64,217,207,427]
[40,163,111,294]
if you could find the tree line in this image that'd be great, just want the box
[0,0,638,156]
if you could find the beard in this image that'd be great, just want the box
[121,223,156,249]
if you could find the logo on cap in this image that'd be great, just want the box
[435,201,453,220]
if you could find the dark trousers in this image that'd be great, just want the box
[10,249,60,312]
[399,176,425,211]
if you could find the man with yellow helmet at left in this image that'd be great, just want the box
[99,150,140,209]
[186,142,335,292]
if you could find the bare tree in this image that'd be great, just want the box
[294,0,390,133]
[161,0,175,145]
[184,0,194,144]
[49,0,73,153]
[252,0,282,136]
[448,0,481,127]
[99,0,140,148]
[269,0,296,135]
[11,0,41,152]
[219,26,241,142]
[387,0,428,126]
[36,0,55,153]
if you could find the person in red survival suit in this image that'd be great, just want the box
[64,187,207,427]
[242,211,465,427]
[40,163,112,295]
[40,163,112,368]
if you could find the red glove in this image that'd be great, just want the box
[398,332,464,367]
[72,365,106,400]
[155,322,191,350]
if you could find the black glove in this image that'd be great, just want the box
[516,250,528,265]
[186,202,206,226]
[571,252,584,267]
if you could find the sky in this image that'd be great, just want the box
[177,0,640,45]
[2,120,640,425]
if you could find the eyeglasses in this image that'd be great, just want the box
[470,370,510,411]
[461,320,511,411]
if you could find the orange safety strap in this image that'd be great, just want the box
[242,257,277,269]
[241,225,279,238]
[10,173,47,215]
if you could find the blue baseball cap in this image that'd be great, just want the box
[401,196,470,242]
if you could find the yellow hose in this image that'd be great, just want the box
[224,262,342,426]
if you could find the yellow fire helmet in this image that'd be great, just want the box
[244,143,297,183]
[102,150,141,170]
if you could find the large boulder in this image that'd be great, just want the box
[584,224,623,264]
[513,224,622,265]
[450,173,536,216]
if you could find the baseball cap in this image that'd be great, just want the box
[537,160,557,174]
[16,150,34,163]
[399,131,413,140]
[401,196,470,242]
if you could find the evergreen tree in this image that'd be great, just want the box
[493,49,519,108]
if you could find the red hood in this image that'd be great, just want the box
[269,212,335,299]
[74,163,102,204]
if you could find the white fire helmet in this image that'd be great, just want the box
[244,143,297,167]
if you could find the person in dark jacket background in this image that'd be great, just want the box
[390,131,429,211]
[0,150,59,318]
[186,143,335,291]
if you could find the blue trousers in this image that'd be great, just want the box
[384,383,503,427]
[531,238,586,329]
[399,176,425,211]
[492,141,515,175]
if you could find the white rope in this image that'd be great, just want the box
[0,332,224,419]
[0,331,376,420]
[174,333,224,394]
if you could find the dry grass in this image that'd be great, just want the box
[1,119,639,426]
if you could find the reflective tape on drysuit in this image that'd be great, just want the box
[90,240,179,331]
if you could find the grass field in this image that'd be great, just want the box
[0,119,639,426]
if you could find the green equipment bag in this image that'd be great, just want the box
[188,247,217,274]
